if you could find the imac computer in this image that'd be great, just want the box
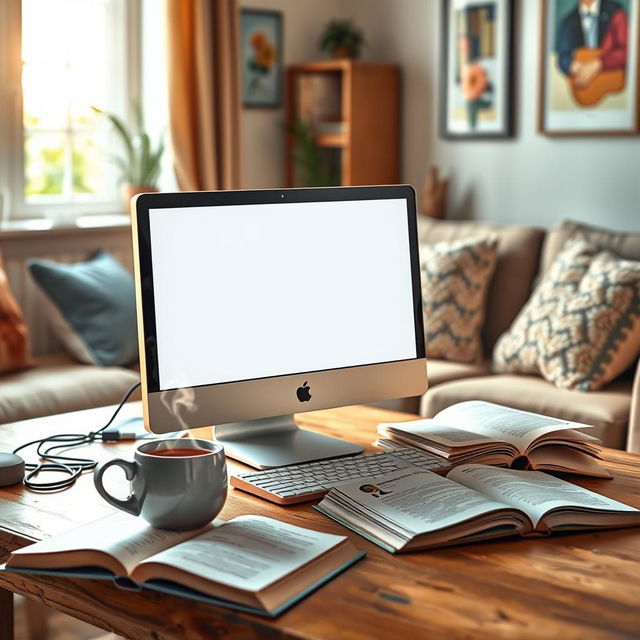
[131,185,427,469]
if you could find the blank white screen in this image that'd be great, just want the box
[149,198,417,390]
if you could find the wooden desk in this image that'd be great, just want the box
[1,403,640,639]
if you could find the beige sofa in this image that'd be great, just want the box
[0,295,139,426]
[0,354,139,424]
[0,225,140,425]
[413,218,640,452]
[3,218,638,453]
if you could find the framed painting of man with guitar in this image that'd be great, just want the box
[539,0,639,135]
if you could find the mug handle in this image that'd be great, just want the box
[94,459,141,516]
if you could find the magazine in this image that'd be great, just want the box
[316,464,639,553]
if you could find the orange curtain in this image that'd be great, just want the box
[166,0,241,190]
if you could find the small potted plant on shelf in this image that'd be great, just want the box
[92,102,164,211]
[286,120,340,187]
[319,19,365,59]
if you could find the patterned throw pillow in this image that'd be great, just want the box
[493,239,640,391]
[420,237,498,364]
[0,253,31,374]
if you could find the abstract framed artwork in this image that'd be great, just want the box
[440,0,515,139]
[241,9,283,108]
[539,0,640,135]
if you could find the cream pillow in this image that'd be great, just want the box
[493,239,640,391]
[420,236,497,364]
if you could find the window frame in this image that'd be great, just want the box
[0,0,142,225]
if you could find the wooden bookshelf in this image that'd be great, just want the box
[285,60,399,187]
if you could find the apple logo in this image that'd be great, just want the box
[296,381,312,402]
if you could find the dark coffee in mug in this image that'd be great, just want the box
[149,448,211,458]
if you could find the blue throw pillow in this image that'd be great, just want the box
[28,251,138,367]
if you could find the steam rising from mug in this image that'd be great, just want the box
[160,387,198,430]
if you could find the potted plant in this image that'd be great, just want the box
[319,20,365,59]
[92,102,164,210]
[286,120,340,187]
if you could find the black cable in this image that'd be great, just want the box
[13,381,141,492]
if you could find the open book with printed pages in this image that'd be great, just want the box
[377,400,609,478]
[1,513,363,617]
[315,465,640,553]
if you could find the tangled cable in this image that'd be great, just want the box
[13,382,141,492]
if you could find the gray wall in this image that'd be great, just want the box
[358,0,640,231]
[241,0,640,231]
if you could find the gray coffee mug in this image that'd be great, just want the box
[94,439,227,530]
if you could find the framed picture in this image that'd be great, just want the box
[440,0,515,139]
[241,9,283,108]
[539,0,640,136]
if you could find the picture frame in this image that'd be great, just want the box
[538,0,640,136]
[241,9,283,109]
[440,0,515,139]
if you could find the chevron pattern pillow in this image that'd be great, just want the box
[420,236,498,364]
[493,239,640,391]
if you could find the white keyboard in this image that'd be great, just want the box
[230,447,451,505]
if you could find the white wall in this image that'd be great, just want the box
[352,0,640,231]
[239,0,434,193]
[343,0,436,206]
[439,1,640,231]
[241,0,640,231]
[239,0,346,189]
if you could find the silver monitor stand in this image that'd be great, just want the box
[214,415,363,469]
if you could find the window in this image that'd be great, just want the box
[0,0,140,223]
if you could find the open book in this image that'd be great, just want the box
[1,513,363,617]
[377,400,608,478]
[316,464,640,553]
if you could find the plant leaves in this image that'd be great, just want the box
[142,139,164,185]
[132,99,144,135]
[93,102,163,187]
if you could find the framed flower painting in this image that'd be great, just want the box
[241,9,283,108]
[439,0,515,138]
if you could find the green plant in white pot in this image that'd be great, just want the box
[92,102,164,211]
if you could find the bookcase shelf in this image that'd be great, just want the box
[316,132,347,148]
[285,60,399,187]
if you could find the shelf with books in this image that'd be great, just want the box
[285,60,399,187]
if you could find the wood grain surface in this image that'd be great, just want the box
[1,402,640,639]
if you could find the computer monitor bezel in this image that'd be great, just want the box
[132,185,427,434]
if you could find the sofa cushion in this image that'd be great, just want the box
[420,236,497,363]
[418,219,544,354]
[28,251,138,367]
[494,239,640,391]
[427,358,492,386]
[420,374,631,449]
[0,354,140,425]
[541,219,640,276]
[0,253,31,375]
